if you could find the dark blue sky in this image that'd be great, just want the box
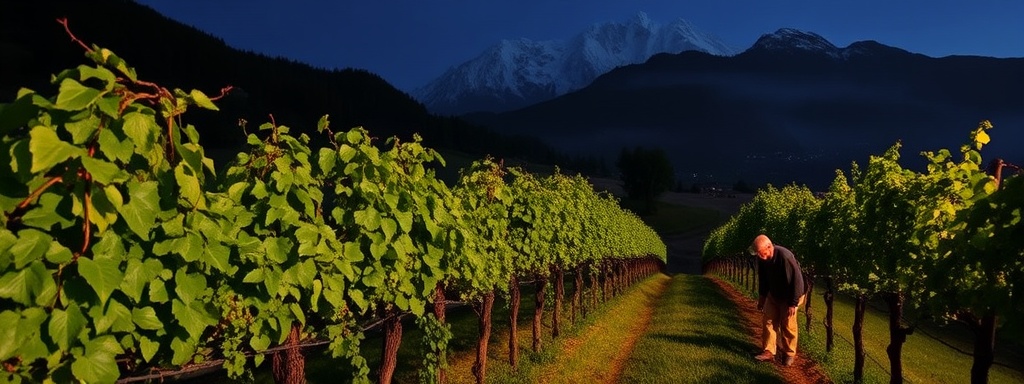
[137,0,1023,92]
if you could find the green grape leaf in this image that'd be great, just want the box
[264,267,282,296]
[122,112,158,153]
[342,241,364,263]
[64,114,100,145]
[202,241,234,274]
[318,148,337,175]
[172,299,216,340]
[44,240,74,265]
[173,270,207,304]
[362,265,385,288]
[120,258,150,302]
[353,207,381,231]
[189,89,219,111]
[149,278,169,303]
[0,311,22,359]
[333,258,355,281]
[295,224,319,256]
[13,308,48,362]
[29,126,80,173]
[339,144,357,163]
[97,129,134,163]
[78,64,117,90]
[138,335,160,362]
[265,236,292,264]
[48,303,86,351]
[118,181,159,240]
[78,256,124,305]
[55,78,102,111]
[95,298,134,334]
[170,336,197,365]
[349,289,368,312]
[95,94,120,118]
[175,164,202,208]
[395,211,413,233]
[81,156,128,185]
[380,218,397,241]
[132,307,163,330]
[251,333,271,352]
[310,279,323,312]
[71,335,124,384]
[296,259,316,288]
[0,262,53,306]
[289,303,306,325]
[10,229,49,269]
[243,268,264,284]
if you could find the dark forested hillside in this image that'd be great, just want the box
[466,40,1024,189]
[0,0,570,171]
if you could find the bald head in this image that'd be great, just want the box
[753,234,774,260]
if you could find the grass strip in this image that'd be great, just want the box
[619,274,783,383]
[444,273,671,384]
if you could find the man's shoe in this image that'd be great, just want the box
[781,355,795,367]
[754,351,774,361]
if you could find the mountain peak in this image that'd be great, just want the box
[414,13,736,114]
[750,28,839,56]
[631,11,653,28]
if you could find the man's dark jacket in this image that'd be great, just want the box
[757,245,805,307]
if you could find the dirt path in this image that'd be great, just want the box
[709,277,832,384]
[601,281,665,384]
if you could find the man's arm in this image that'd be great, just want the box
[788,256,805,308]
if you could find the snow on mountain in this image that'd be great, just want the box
[748,28,917,61]
[749,28,840,56]
[414,12,738,115]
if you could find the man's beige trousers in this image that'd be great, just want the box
[762,293,806,357]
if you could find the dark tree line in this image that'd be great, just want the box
[617,146,674,213]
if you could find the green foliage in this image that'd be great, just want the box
[416,313,451,384]
[0,46,227,383]
[703,119,1024,339]
[0,44,667,383]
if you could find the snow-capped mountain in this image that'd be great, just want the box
[748,28,840,56]
[744,28,915,60]
[414,12,737,115]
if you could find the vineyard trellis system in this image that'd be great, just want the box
[702,122,1023,384]
[0,22,667,384]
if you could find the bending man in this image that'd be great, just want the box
[751,234,805,367]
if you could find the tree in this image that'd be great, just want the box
[616,146,674,212]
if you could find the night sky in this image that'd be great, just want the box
[135,0,1023,92]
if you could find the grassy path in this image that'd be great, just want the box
[619,274,785,383]
[534,273,668,384]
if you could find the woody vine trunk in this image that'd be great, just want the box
[472,292,495,384]
[508,276,520,369]
[970,313,997,384]
[379,313,403,384]
[553,267,564,338]
[853,294,867,384]
[804,272,814,333]
[272,322,304,384]
[433,284,447,384]
[824,277,835,352]
[533,278,548,352]
[572,266,583,324]
[884,291,913,384]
